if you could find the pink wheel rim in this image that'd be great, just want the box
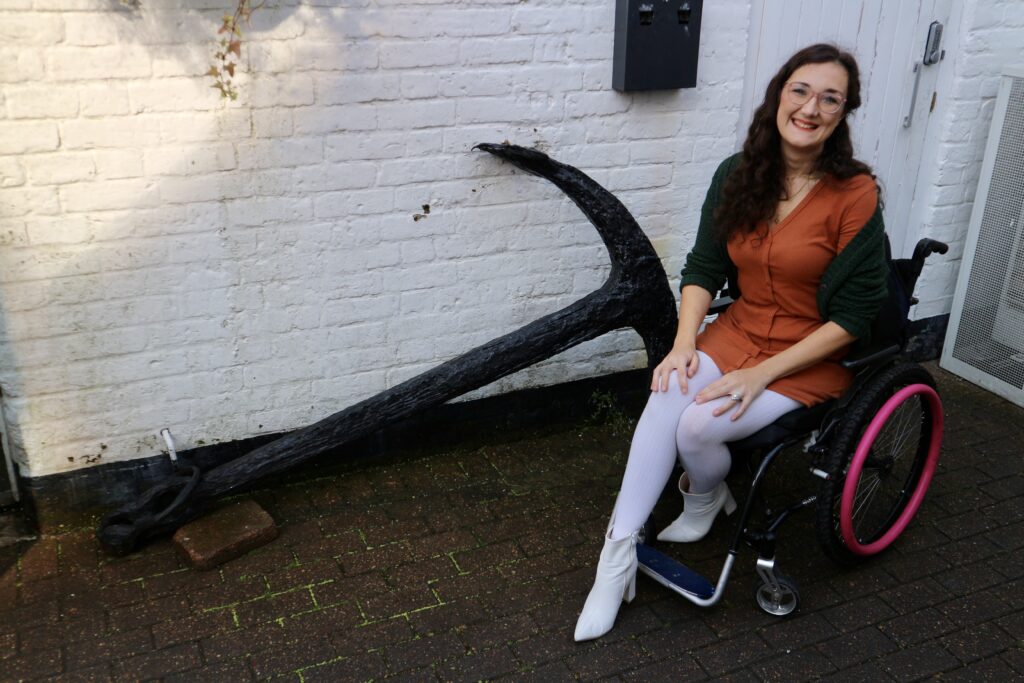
[840,383,943,556]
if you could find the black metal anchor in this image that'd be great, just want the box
[97,143,678,555]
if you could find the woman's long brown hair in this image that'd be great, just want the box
[715,44,875,242]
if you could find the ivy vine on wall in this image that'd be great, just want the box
[209,0,261,99]
[117,0,261,99]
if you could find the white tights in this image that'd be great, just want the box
[610,351,801,540]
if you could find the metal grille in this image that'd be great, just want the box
[947,74,1024,402]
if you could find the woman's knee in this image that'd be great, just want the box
[675,403,721,445]
[643,371,688,411]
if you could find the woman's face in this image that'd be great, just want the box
[776,61,849,157]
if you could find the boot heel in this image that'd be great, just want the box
[623,571,637,603]
[723,487,737,516]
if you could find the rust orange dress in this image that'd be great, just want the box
[696,174,879,406]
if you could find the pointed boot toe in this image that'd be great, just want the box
[574,531,638,641]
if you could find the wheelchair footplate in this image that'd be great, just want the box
[636,543,715,600]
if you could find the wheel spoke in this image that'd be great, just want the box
[851,475,883,528]
[887,402,919,458]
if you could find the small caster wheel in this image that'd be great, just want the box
[755,573,800,617]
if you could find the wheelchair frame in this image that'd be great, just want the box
[637,237,949,616]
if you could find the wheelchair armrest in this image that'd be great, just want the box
[841,344,901,370]
[708,296,734,315]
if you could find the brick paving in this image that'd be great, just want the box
[1,362,1022,681]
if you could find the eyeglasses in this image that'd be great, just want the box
[784,82,846,114]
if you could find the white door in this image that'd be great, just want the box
[738,0,953,257]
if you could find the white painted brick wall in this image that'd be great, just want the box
[912,0,1024,319]
[1,0,753,477]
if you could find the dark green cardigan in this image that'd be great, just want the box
[680,154,889,342]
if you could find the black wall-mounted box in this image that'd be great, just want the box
[612,0,703,91]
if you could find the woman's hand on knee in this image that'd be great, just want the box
[695,368,770,420]
[651,344,700,393]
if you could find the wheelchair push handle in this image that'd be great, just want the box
[914,238,949,258]
[910,238,948,278]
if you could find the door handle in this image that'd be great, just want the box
[903,62,922,128]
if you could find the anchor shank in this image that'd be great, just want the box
[200,287,631,498]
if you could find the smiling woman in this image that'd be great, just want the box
[574,43,889,642]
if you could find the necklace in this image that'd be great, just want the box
[774,173,818,224]
[786,173,815,197]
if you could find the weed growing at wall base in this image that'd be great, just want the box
[588,390,636,439]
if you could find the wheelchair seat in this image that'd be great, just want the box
[725,342,902,457]
[728,399,834,454]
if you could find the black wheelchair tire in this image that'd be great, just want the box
[815,362,939,566]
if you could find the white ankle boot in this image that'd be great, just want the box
[656,473,737,543]
[574,527,638,642]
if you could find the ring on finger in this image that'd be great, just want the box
[729,392,742,402]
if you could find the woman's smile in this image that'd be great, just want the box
[791,117,819,131]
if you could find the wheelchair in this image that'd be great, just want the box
[636,237,949,617]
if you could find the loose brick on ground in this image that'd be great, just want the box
[174,501,280,573]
